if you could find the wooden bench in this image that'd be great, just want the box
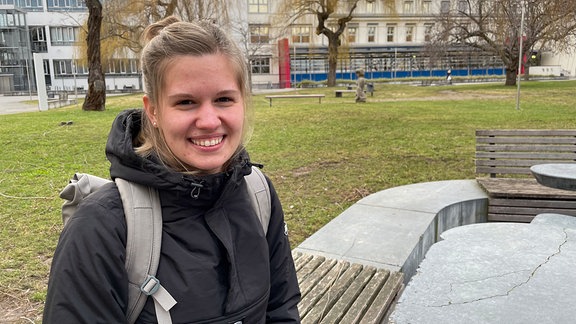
[294,251,403,324]
[334,89,356,97]
[475,129,576,222]
[335,86,374,98]
[264,94,325,107]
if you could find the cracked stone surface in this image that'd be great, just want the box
[389,222,576,324]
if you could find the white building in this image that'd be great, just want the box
[0,0,573,94]
[0,0,140,94]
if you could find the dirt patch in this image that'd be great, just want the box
[0,292,43,323]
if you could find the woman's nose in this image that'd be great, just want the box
[195,104,221,129]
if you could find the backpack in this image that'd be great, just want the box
[59,166,271,324]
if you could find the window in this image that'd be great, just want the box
[50,26,79,45]
[366,0,375,13]
[48,0,85,10]
[249,25,269,43]
[387,25,396,42]
[43,59,50,76]
[368,24,377,43]
[424,23,434,42]
[441,1,450,13]
[291,26,310,43]
[248,0,268,13]
[405,24,415,42]
[22,0,43,10]
[250,57,270,74]
[107,59,139,74]
[422,0,432,13]
[54,59,72,75]
[403,1,413,14]
[73,60,88,74]
[30,26,48,53]
[347,25,357,43]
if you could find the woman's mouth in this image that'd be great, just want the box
[191,136,224,147]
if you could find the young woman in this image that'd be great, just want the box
[43,16,301,323]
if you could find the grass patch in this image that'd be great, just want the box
[2,81,576,321]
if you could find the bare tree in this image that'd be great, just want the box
[434,0,576,86]
[83,0,105,111]
[275,0,369,87]
[99,0,231,55]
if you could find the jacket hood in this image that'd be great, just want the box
[105,109,255,196]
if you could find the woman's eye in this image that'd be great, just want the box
[177,100,195,105]
[216,97,234,103]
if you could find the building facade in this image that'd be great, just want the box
[0,0,573,94]
[0,0,140,94]
[246,0,575,88]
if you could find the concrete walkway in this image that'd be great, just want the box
[0,95,41,115]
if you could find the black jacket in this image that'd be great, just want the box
[43,109,301,323]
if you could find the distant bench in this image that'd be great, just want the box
[475,129,576,222]
[294,251,403,323]
[334,90,356,97]
[335,85,374,97]
[264,94,325,107]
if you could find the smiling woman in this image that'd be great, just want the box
[143,54,245,174]
[42,16,301,324]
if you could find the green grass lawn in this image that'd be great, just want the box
[1,80,576,321]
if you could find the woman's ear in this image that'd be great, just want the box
[143,95,158,127]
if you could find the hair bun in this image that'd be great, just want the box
[142,16,182,43]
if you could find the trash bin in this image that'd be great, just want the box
[366,83,374,96]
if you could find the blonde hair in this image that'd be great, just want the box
[136,16,253,173]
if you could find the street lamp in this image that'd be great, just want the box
[516,0,526,110]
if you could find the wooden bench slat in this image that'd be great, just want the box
[476,167,533,175]
[300,262,363,323]
[292,251,313,272]
[477,178,576,198]
[476,152,576,160]
[296,254,327,287]
[489,205,576,216]
[488,213,538,222]
[361,271,404,324]
[476,129,576,136]
[476,144,576,152]
[319,266,377,324]
[339,268,389,324]
[299,259,350,318]
[295,253,404,324]
[490,198,576,208]
[476,137,576,144]
[475,159,576,167]
[298,256,337,296]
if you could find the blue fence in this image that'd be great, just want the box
[291,67,505,82]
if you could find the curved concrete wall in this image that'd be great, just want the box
[294,180,488,283]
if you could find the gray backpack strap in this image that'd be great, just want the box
[245,166,271,235]
[115,178,176,324]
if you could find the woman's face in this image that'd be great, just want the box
[144,54,244,174]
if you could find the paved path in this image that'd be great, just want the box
[0,95,40,115]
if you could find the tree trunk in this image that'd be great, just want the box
[505,68,517,86]
[83,0,106,111]
[326,35,339,87]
